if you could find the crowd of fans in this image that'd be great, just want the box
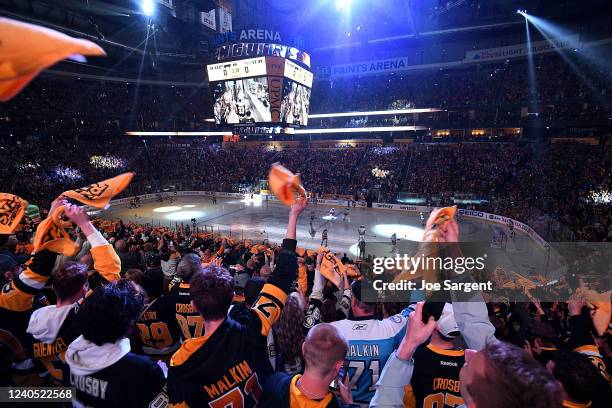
[2,77,214,136]
[1,136,608,242]
[1,13,610,408]
[1,53,610,136]
[0,192,610,407]
[311,54,612,128]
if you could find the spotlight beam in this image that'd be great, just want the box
[523,13,611,108]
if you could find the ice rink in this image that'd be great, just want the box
[101,195,564,280]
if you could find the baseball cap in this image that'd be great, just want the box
[0,17,106,102]
[436,303,460,338]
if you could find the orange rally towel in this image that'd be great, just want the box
[0,193,28,234]
[268,163,306,206]
[250,244,269,254]
[318,247,346,288]
[33,206,79,257]
[62,172,135,209]
[0,17,106,102]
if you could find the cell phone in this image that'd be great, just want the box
[329,360,349,391]
[421,301,445,324]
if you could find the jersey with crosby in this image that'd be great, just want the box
[167,280,204,341]
[404,344,465,408]
[167,283,287,408]
[330,312,408,404]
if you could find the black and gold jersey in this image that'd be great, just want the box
[135,295,181,357]
[404,344,465,408]
[167,284,287,408]
[0,250,57,369]
[167,238,298,408]
[25,304,80,384]
[167,281,205,341]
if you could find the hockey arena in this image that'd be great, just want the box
[1,1,610,407]
[103,192,563,281]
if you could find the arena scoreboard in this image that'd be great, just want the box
[206,57,268,82]
[206,56,313,126]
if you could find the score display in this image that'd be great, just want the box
[207,55,313,126]
[284,59,313,88]
[206,57,268,82]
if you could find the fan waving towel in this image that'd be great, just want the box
[318,247,346,288]
[0,193,28,234]
[393,206,457,284]
[0,17,106,102]
[268,163,307,206]
[33,206,79,257]
[62,172,135,209]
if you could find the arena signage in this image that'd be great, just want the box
[458,209,485,218]
[210,29,282,48]
[330,57,410,78]
[464,35,579,62]
[214,42,311,67]
[233,126,290,135]
[240,29,281,42]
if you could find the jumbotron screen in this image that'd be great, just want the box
[212,76,271,124]
[206,56,313,126]
[280,78,311,126]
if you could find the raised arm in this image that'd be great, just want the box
[250,198,307,337]
[266,198,306,294]
[371,302,436,407]
[439,218,497,350]
[65,204,120,285]
[0,196,66,312]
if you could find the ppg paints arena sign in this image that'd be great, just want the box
[211,29,283,47]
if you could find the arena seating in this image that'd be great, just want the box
[1,13,610,407]
[0,138,608,242]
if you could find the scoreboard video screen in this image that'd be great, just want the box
[280,79,311,126]
[206,56,312,126]
[212,77,271,124]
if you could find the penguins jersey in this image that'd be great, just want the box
[167,285,288,408]
[330,311,408,404]
[135,295,181,358]
[167,237,298,408]
[25,304,80,384]
[0,250,57,366]
[404,344,465,408]
[167,280,205,341]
